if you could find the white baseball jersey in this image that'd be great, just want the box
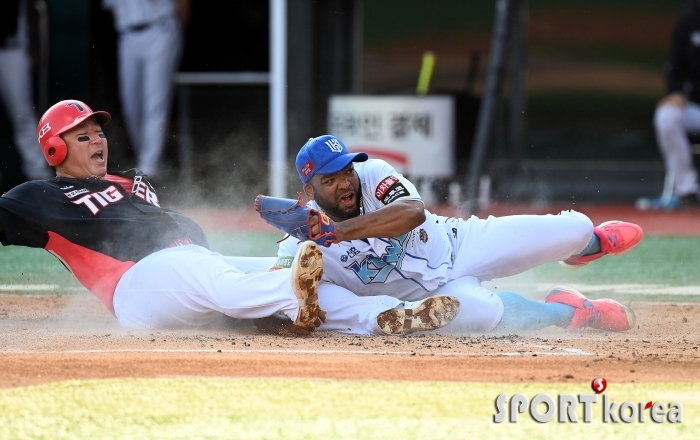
[279,159,454,300]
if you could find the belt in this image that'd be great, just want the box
[123,16,171,33]
[125,22,152,32]
[165,236,194,248]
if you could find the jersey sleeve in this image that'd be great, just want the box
[358,159,422,212]
[0,182,50,248]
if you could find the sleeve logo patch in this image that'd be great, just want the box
[300,160,315,179]
[274,256,294,268]
[375,176,400,199]
[381,182,410,205]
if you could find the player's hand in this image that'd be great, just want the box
[253,309,326,336]
[309,212,320,237]
[658,92,687,108]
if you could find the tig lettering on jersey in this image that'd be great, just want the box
[132,176,160,207]
[346,233,410,284]
[72,185,125,215]
[375,176,410,205]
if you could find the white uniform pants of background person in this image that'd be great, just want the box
[113,245,304,328]
[117,15,182,177]
[654,102,700,196]
[0,2,51,180]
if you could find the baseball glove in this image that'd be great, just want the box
[254,193,338,247]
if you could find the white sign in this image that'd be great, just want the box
[328,95,455,177]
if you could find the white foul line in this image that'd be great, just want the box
[0,348,591,356]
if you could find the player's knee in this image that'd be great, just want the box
[560,210,594,245]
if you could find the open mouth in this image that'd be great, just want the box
[91,151,105,162]
[339,192,355,207]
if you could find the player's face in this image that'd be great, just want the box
[57,118,108,179]
[307,163,362,221]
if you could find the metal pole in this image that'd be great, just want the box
[463,0,514,212]
[178,85,193,188]
[270,0,287,197]
[508,0,527,170]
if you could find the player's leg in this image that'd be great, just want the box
[0,47,51,179]
[653,103,700,201]
[117,31,144,155]
[315,283,402,334]
[446,210,594,281]
[433,277,634,333]
[138,17,182,176]
[113,245,303,328]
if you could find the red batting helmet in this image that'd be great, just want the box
[37,100,111,166]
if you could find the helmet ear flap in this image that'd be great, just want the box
[43,136,67,167]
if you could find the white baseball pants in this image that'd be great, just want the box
[654,102,700,196]
[113,245,302,328]
[316,211,592,334]
[117,15,182,177]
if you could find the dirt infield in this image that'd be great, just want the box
[1,204,699,389]
[1,294,699,389]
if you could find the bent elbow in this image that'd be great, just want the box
[410,204,426,227]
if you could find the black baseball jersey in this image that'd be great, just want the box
[668,10,700,104]
[0,169,208,312]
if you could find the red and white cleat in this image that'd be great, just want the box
[545,285,636,331]
[560,220,643,269]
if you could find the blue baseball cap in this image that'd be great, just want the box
[296,135,368,183]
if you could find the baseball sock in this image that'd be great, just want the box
[572,234,601,257]
[494,291,575,332]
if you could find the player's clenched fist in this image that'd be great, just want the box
[254,193,338,247]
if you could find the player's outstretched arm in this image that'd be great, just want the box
[336,199,425,240]
[312,199,425,242]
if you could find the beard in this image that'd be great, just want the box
[314,190,362,221]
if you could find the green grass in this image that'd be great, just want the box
[0,378,696,439]
[2,233,700,301]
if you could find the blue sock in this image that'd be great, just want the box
[494,292,575,332]
[572,235,601,257]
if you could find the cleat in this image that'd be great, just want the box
[559,220,643,269]
[376,295,460,335]
[290,241,324,330]
[545,285,636,331]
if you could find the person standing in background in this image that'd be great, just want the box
[103,0,190,178]
[0,0,52,182]
[648,2,700,210]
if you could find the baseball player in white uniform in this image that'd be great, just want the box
[103,0,188,177]
[0,0,52,180]
[258,135,643,335]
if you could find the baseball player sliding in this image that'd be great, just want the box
[0,100,460,336]
[255,135,643,334]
